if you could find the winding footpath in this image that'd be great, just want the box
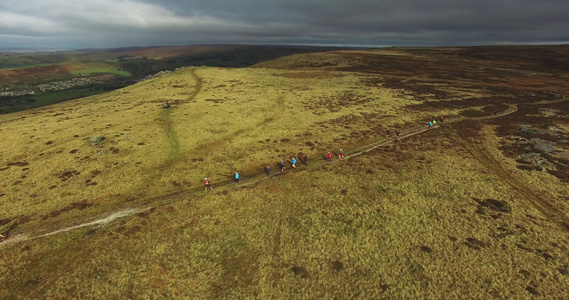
[4,96,567,247]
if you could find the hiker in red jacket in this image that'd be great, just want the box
[204,178,213,190]
[327,151,332,163]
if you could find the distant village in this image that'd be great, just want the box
[1,69,179,98]
[0,75,112,97]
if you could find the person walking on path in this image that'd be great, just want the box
[265,165,271,176]
[204,177,213,190]
[303,154,308,165]
[234,172,241,183]
[280,159,286,172]
[385,129,391,138]
[429,121,433,128]
[327,151,333,163]
[339,149,344,159]
[291,157,297,169]
[440,115,444,124]
[396,129,400,139]
[433,120,437,126]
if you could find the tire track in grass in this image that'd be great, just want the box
[446,108,569,232]
[2,100,556,247]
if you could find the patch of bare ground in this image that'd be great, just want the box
[491,101,569,182]
[447,124,569,232]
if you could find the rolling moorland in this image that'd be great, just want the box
[1,46,569,298]
[0,45,339,114]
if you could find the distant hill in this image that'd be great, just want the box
[0,45,346,114]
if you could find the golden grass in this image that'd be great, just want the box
[0,64,430,230]
[1,49,569,298]
[2,128,568,298]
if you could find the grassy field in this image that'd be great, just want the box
[64,62,132,77]
[0,62,132,86]
[0,63,57,71]
[70,67,131,77]
[0,88,109,114]
[1,47,568,298]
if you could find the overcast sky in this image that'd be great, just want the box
[1,0,568,49]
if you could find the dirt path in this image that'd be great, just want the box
[1,208,148,247]
[3,100,563,247]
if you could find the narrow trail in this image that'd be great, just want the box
[143,68,202,188]
[160,68,202,165]
[3,99,565,247]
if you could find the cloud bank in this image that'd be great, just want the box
[1,0,568,49]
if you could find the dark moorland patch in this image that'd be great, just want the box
[56,170,80,181]
[42,200,95,219]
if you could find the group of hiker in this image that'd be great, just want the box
[430,115,444,128]
[204,171,242,190]
[385,129,401,139]
[203,115,445,190]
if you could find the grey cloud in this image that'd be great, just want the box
[0,0,568,49]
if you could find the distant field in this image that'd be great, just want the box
[0,63,56,71]
[0,64,72,85]
[1,46,568,298]
[0,62,131,85]
[0,88,108,114]
[69,67,132,77]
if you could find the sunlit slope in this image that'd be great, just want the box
[2,124,569,299]
[0,65,431,231]
[0,70,194,227]
[1,47,569,299]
